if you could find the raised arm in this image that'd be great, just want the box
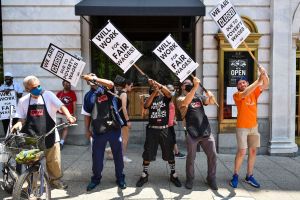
[82,74,114,89]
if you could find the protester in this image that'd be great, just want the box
[117,78,133,163]
[81,73,126,191]
[0,72,23,134]
[56,80,77,149]
[136,79,182,188]
[177,77,218,190]
[230,66,269,189]
[12,75,76,189]
[166,84,186,159]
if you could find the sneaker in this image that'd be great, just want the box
[245,175,260,188]
[136,172,148,187]
[170,173,182,187]
[185,179,193,189]
[116,179,127,189]
[230,174,239,188]
[207,178,218,190]
[175,152,186,159]
[50,180,68,190]
[123,156,132,163]
[86,182,99,191]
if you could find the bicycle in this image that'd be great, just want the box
[0,122,77,200]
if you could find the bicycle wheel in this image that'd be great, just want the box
[12,166,51,200]
[2,162,15,194]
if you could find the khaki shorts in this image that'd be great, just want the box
[236,126,260,149]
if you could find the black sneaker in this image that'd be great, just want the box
[116,174,127,189]
[136,173,148,187]
[175,152,186,159]
[170,173,182,187]
[207,179,218,190]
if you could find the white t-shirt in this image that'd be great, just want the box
[15,90,64,142]
[0,82,23,94]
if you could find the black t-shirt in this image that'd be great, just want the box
[148,95,171,126]
[186,94,211,138]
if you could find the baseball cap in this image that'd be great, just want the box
[236,76,248,85]
[4,72,13,77]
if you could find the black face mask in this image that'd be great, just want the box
[5,79,13,85]
[185,85,193,92]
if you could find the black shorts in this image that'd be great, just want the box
[168,126,177,144]
[142,127,175,162]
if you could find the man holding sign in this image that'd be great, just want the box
[230,66,269,188]
[177,77,218,190]
[136,79,182,188]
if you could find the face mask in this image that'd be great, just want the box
[30,85,43,96]
[171,91,176,96]
[5,79,12,85]
[185,85,193,92]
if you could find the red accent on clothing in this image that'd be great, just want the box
[30,109,44,117]
[56,90,77,115]
[97,95,108,103]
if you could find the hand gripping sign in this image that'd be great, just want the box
[153,35,199,83]
[41,43,86,87]
[92,21,142,73]
[210,0,250,50]
[0,91,17,120]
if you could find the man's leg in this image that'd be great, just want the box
[185,134,198,189]
[89,134,107,187]
[200,134,218,190]
[45,142,67,189]
[108,129,125,188]
[247,147,257,176]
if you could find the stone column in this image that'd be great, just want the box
[268,0,298,155]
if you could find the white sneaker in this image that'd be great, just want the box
[123,156,132,163]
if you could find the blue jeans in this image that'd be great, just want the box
[91,129,124,184]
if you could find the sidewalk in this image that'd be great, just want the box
[1,144,300,200]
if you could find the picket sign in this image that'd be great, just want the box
[0,91,17,120]
[153,35,199,83]
[41,43,86,87]
[92,21,142,73]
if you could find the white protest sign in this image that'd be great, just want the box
[41,44,86,87]
[0,91,17,120]
[153,35,199,82]
[92,21,142,73]
[210,0,250,49]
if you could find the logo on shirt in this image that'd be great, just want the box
[97,95,108,103]
[61,96,72,105]
[191,101,202,108]
[30,109,44,117]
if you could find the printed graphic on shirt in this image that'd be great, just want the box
[60,96,72,105]
[148,96,170,126]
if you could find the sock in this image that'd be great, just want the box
[142,161,150,177]
[60,140,64,145]
[168,161,176,175]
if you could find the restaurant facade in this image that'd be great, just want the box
[1,0,299,155]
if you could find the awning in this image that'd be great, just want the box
[75,0,206,16]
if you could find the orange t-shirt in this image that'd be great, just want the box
[233,87,262,128]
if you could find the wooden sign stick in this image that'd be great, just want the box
[242,41,261,69]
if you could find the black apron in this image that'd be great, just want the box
[21,94,56,149]
[186,94,211,139]
[92,91,121,134]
